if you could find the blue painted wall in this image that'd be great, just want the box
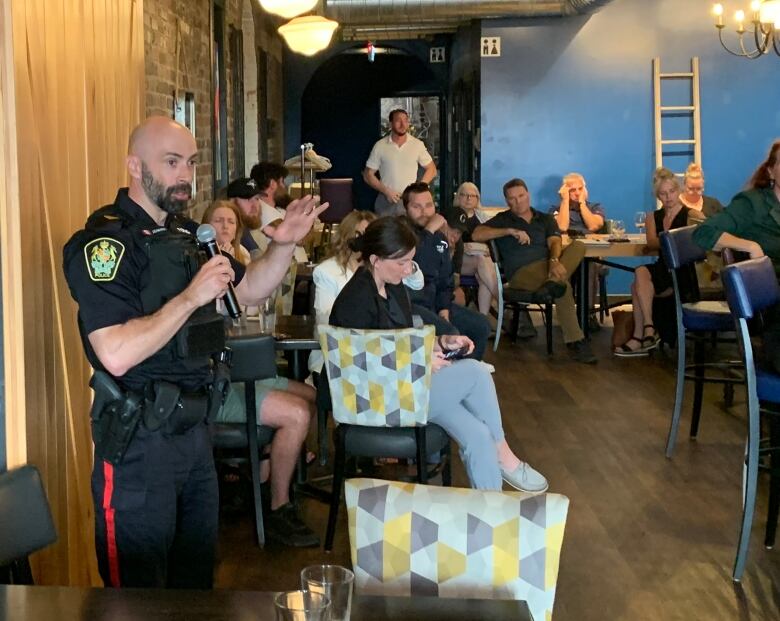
[480,0,780,288]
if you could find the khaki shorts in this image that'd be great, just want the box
[216,377,290,424]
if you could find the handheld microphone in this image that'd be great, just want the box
[195,224,242,319]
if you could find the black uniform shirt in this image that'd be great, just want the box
[63,188,246,391]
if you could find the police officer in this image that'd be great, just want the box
[401,182,490,360]
[62,117,327,589]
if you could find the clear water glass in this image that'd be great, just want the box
[301,565,354,621]
[611,220,626,239]
[274,590,331,621]
[260,295,276,334]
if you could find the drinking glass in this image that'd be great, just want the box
[274,590,331,621]
[634,211,647,232]
[611,220,626,240]
[301,565,354,621]
[260,296,277,334]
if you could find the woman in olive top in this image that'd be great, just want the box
[692,139,780,268]
[693,139,780,374]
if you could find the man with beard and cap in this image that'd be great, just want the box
[62,117,327,589]
[363,109,437,216]
[226,176,268,254]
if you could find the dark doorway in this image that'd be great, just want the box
[301,47,445,212]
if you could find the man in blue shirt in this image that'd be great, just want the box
[550,173,605,234]
[550,172,607,332]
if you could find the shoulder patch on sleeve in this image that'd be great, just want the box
[84,237,125,281]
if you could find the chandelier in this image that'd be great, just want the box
[713,1,780,57]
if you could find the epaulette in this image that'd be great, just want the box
[84,204,132,233]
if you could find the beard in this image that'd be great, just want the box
[141,162,192,215]
[242,213,261,230]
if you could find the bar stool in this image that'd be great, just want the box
[661,226,743,457]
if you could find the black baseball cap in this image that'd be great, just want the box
[445,208,469,233]
[227,177,260,199]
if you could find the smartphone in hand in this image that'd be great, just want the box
[442,345,469,360]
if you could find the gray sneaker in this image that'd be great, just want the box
[501,462,549,494]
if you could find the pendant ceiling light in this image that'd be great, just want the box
[259,0,318,20]
[278,15,339,56]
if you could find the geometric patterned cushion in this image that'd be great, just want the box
[318,325,435,427]
[346,478,570,621]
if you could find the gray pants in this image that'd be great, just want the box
[374,193,405,217]
[428,359,505,490]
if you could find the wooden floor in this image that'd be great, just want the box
[214,323,780,621]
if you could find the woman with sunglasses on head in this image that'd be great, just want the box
[328,217,548,493]
[679,163,724,218]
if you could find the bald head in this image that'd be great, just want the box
[126,116,198,218]
[128,116,194,158]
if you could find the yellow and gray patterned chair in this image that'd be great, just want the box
[318,325,452,551]
[345,478,570,621]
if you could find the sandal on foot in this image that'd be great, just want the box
[641,324,661,349]
[614,337,650,358]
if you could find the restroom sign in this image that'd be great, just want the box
[430,47,445,63]
[481,37,501,57]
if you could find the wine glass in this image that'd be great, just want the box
[634,211,646,232]
[611,220,626,240]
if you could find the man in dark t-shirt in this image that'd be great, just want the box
[473,178,595,364]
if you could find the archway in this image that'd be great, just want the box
[301,45,443,210]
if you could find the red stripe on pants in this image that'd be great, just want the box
[102,461,121,587]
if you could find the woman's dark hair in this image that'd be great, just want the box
[747,139,780,189]
[348,216,418,264]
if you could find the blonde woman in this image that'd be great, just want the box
[679,163,724,218]
[615,168,696,357]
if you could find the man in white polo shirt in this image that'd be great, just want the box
[363,108,437,216]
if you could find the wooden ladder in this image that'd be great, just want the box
[653,56,702,175]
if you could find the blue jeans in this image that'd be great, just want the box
[429,359,505,490]
[411,304,490,360]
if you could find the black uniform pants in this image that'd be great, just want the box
[91,420,218,589]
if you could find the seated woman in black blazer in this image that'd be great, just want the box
[329,217,548,493]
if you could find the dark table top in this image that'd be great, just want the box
[227,314,318,351]
[0,585,532,620]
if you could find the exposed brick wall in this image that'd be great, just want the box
[144,0,286,216]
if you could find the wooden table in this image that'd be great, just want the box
[0,585,533,620]
[574,234,655,338]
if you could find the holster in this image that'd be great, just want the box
[90,371,144,466]
[144,381,209,436]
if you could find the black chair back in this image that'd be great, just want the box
[0,465,57,583]
[318,179,354,225]
[229,334,277,383]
